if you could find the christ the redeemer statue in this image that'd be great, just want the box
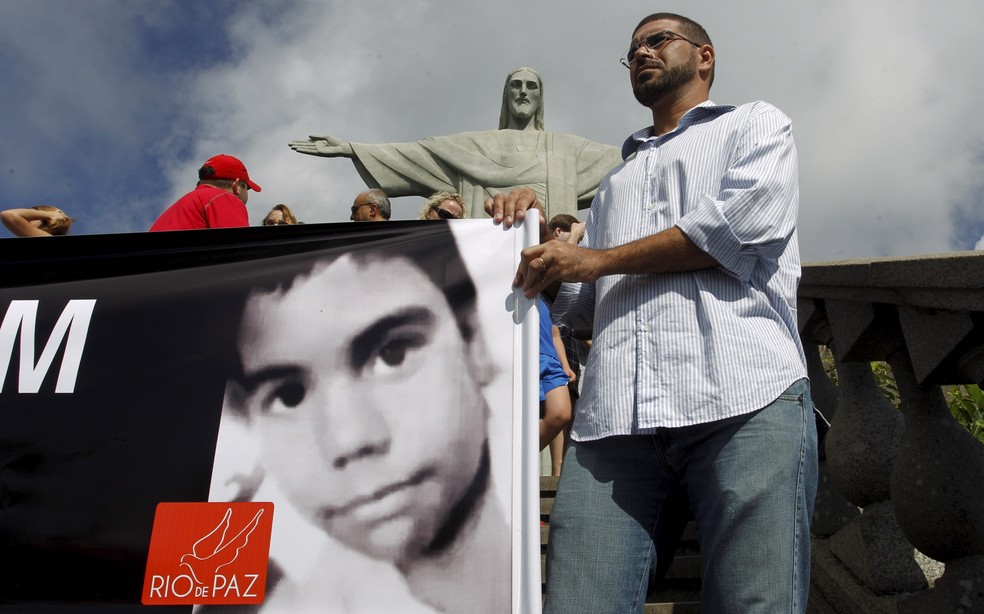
[288,67,623,219]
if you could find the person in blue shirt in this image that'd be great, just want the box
[538,299,573,476]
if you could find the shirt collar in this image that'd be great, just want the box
[621,101,736,160]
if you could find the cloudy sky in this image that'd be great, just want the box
[1,0,981,261]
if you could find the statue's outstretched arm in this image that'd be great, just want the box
[288,135,355,158]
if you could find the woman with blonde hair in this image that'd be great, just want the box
[1,205,75,237]
[418,192,466,220]
[262,204,298,226]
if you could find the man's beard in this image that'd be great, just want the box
[632,53,698,107]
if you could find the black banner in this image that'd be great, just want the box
[0,221,528,613]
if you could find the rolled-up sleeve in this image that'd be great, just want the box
[676,104,798,282]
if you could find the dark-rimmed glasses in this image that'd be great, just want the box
[351,202,373,215]
[263,219,288,226]
[620,30,700,69]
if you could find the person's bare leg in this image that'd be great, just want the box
[549,431,566,476]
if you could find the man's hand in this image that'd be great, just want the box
[514,239,599,299]
[288,135,354,157]
[568,222,586,245]
[484,187,542,229]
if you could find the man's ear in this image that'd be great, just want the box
[698,45,714,80]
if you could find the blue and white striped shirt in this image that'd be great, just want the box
[554,100,807,439]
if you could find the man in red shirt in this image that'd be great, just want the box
[149,154,261,231]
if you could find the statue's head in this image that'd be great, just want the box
[498,67,544,131]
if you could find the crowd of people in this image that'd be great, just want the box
[0,161,474,236]
[4,11,817,613]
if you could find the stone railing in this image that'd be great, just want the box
[798,251,984,613]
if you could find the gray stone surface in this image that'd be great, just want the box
[810,536,915,614]
[829,501,928,594]
[799,250,984,610]
[889,354,984,561]
[812,463,860,537]
[801,252,984,312]
[897,305,975,384]
[898,555,984,614]
[825,362,903,506]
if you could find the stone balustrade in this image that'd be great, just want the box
[798,251,984,613]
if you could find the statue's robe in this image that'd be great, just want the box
[348,130,623,218]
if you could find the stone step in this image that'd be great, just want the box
[644,600,701,614]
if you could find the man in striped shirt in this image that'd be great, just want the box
[488,12,817,614]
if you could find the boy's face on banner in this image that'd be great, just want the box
[233,254,490,566]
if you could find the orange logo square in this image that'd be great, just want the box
[142,502,274,605]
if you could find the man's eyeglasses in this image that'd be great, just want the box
[351,202,373,214]
[620,30,700,69]
[431,206,460,220]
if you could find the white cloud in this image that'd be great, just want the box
[1,0,983,260]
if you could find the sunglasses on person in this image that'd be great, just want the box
[431,206,460,220]
[263,219,289,226]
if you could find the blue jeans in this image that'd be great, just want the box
[543,378,817,614]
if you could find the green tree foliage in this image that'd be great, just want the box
[817,346,984,444]
[944,384,984,444]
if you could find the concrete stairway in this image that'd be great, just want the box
[539,476,702,613]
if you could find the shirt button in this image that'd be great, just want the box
[641,324,651,332]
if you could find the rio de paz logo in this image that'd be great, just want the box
[143,502,274,605]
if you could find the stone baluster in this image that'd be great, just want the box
[888,350,984,613]
[825,361,927,593]
[804,343,859,537]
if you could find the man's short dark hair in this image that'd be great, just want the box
[634,13,712,46]
[225,224,479,417]
[547,214,579,234]
[227,223,478,388]
[196,166,238,191]
[634,13,714,87]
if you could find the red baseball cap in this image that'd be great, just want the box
[199,154,262,192]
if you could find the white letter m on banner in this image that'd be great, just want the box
[0,299,96,394]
